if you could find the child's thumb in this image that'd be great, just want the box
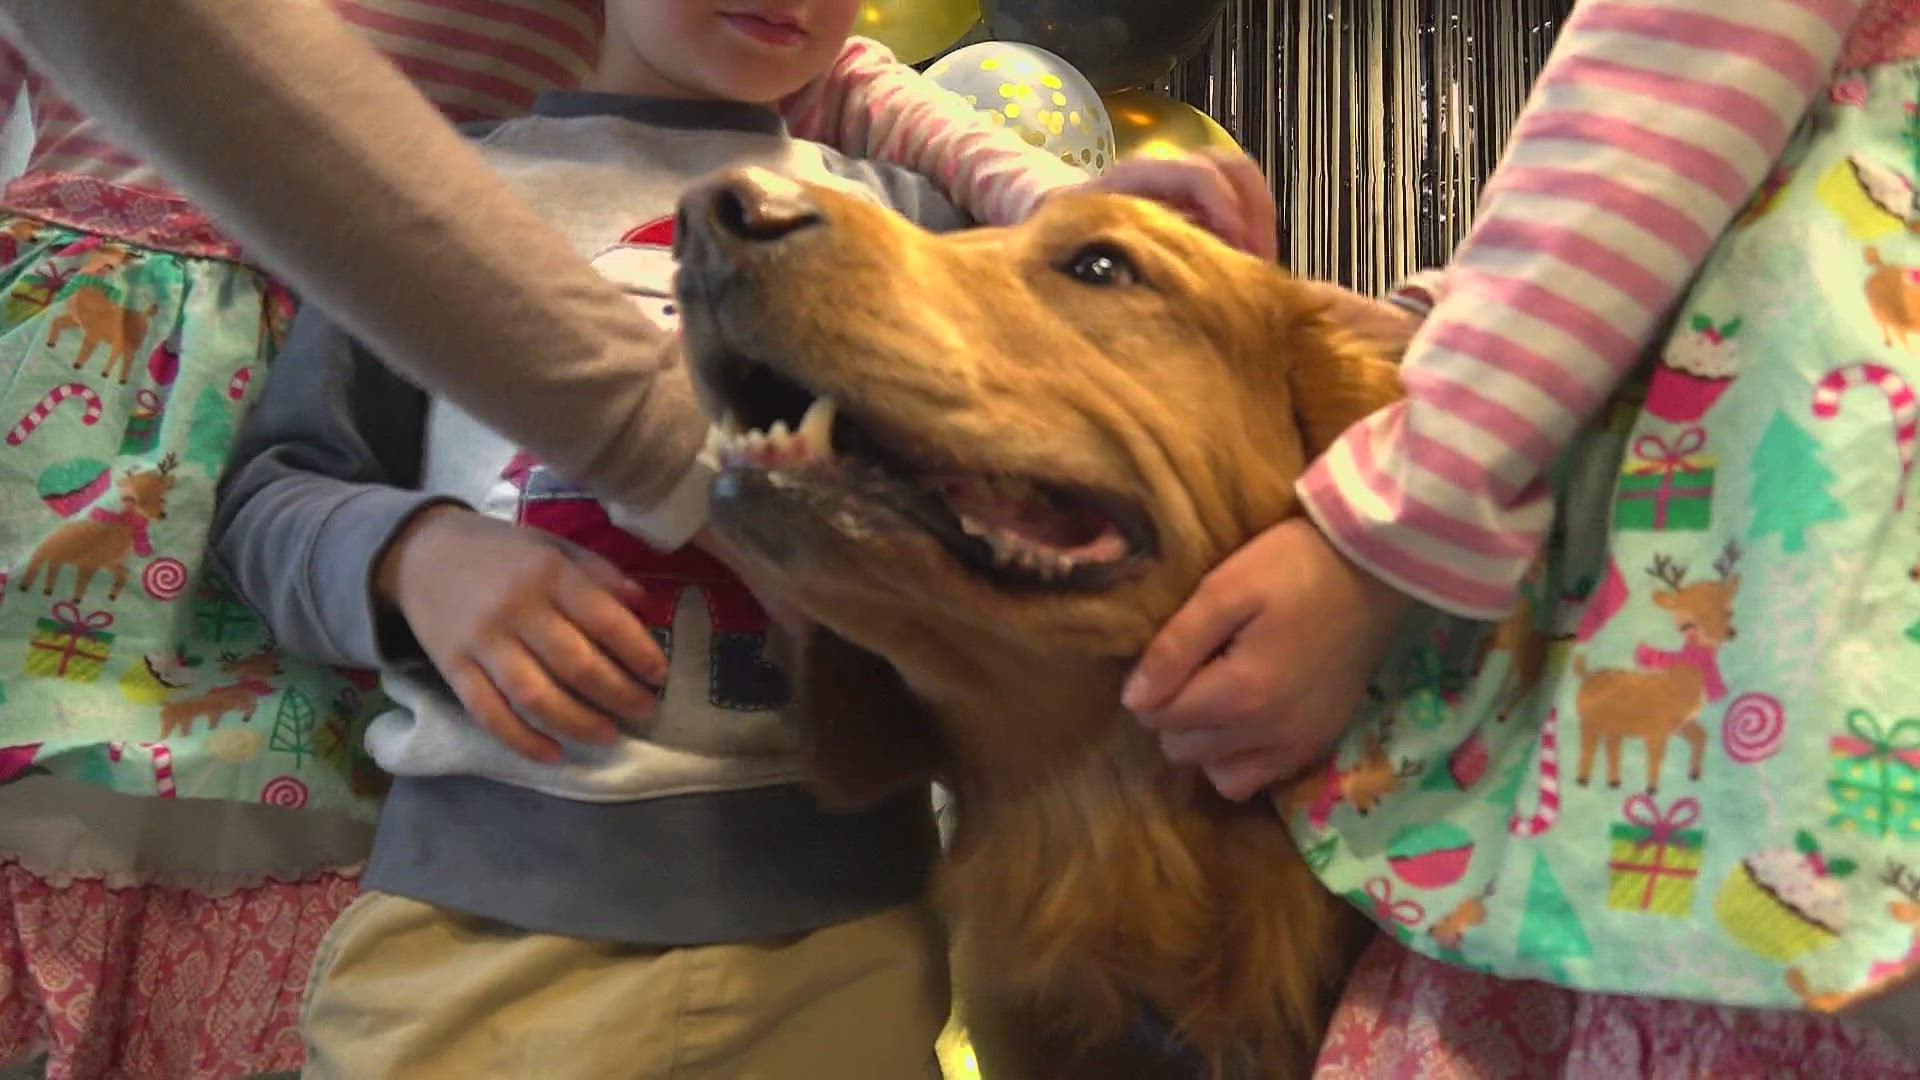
[1124,586,1255,713]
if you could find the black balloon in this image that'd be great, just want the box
[981,0,1226,92]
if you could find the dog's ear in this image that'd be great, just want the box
[771,620,949,810]
[1289,281,1409,459]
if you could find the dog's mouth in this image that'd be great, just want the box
[708,357,1156,590]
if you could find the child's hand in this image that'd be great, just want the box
[1082,149,1278,262]
[377,505,667,763]
[1121,517,1415,801]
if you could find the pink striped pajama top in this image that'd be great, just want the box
[1300,0,1870,620]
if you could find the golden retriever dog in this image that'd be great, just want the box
[672,167,1411,1079]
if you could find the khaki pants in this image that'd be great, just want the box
[301,891,949,1080]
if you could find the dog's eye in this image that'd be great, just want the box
[1062,244,1139,288]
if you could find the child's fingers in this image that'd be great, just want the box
[473,638,618,750]
[1123,580,1258,714]
[445,655,563,763]
[1204,149,1277,262]
[1135,653,1269,735]
[1159,160,1245,252]
[1205,747,1295,803]
[1157,721,1269,767]
[559,554,669,686]
[517,611,649,739]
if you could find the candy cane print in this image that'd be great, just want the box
[7,383,103,446]
[1812,363,1917,509]
[106,740,176,797]
[1509,708,1562,837]
[145,742,176,797]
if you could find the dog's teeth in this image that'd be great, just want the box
[959,514,988,538]
[798,397,837,453]
[765,420,795,465]
[721,412,744,437]
[742,431,768,465]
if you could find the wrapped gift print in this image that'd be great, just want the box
[1613,427,1716,532]
[1345,876,1427,946]
[117,389,165,455]
[1605,794,1705,916]
[1828,709,1920,839]
[23,601,115,682]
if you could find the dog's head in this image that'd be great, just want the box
[676,168,1406,803]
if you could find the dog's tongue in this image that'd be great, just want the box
[938,478,1129,563]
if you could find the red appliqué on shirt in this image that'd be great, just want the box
[496,452,785,712]
[622,216,675,248]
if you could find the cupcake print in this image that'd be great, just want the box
[36,457,110,517]
[118,649,200,706]
[1715,832,1855,962]
[1649,313,1741,424]
[1387,822,1476,889]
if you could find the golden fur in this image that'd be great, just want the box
[674,168,1411,1078]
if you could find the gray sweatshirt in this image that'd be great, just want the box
[213,93,968,945]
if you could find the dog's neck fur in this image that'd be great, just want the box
[897,645,1345,1077]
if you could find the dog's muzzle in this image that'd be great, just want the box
[675,167,824,289]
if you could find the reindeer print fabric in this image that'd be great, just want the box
[1290,60,1920,1010]
[0,204,385,818]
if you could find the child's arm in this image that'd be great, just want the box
[780,36,1088,226]
[212,305,668,763]
[1297,0,1865,620]
[209,308,452,674]
[1128,0,1864,801]
[1,0,706,520]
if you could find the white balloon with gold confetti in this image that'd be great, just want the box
[926,41,1115,178]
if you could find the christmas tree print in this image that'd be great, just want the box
[1304,836,1338,873]
[1516,853,1591,982]
[269,686,318,768]
[1482,752,1528,807]
[1747,409,1846,554]
[1905,95,1920,178]
[184,382,235,476]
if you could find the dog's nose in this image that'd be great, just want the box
[683,168,822,244]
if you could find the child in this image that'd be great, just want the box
[1128,0,1920,1071]
[0,3,1261,1074]
[207,2,1262,1075]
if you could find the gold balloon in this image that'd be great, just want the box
[856,0,982,65]
[1102,88,1241,161]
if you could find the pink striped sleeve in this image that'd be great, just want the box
[1297,0,1865,620]
[0,39,28,114]
[779,36,1086,225]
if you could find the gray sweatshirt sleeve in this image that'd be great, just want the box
[819,151,976,234]
[210,305,451,671]
[0,0,704,512]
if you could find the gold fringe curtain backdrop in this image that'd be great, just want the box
[1157,0,1575,294]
